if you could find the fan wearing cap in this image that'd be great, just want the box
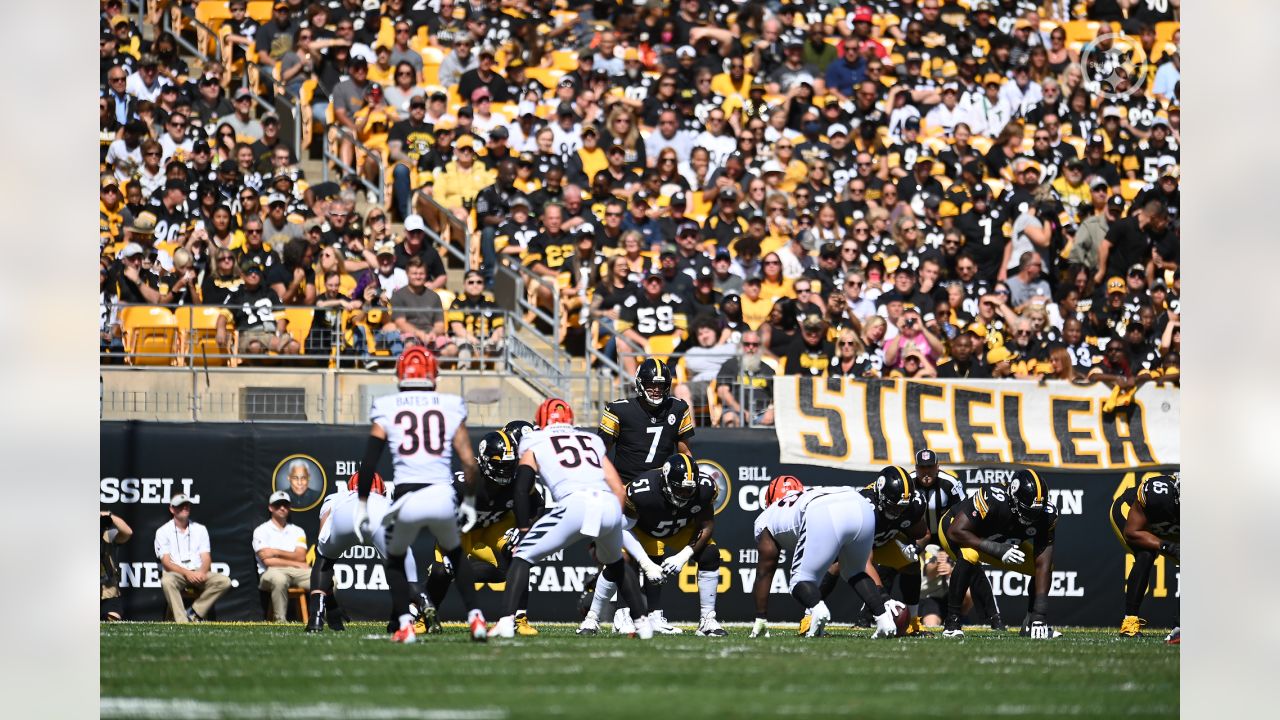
[597,137,644,195]
[1096,105,1140,177]
[615,267,690,375]
[215,262,299,358]
[251,490,312,622]
[351,82,400,195]
[1134,118,1180,184]
[434,133,496,222]
[1069,190,1124,274]
[154,494,233,623]
[1098,197,1170,286]
[217,86,265,143]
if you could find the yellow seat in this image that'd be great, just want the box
[645,333,681,365]
[1155,21,1179,47]
[1120,179,1145,202]
[282,308,314,351]
[121,306,179,366]
[707,379,723,427]
[174,306,231,366]
[550,50,579,72]
[246,1,273,22]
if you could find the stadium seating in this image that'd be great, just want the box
[121,306,179,366]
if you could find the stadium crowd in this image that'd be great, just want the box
[99,0,1181,424]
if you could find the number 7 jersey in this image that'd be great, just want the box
[370,390,468,487]
[518,426,611,502]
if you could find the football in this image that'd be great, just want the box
[894,604,910,637]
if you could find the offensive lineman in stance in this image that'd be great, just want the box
[940,468,1060,639]
[492,398,654,639]
[307,472,413,633]
[1111,473,1180,641]
[751,475,904,639]
[355,347,488,643]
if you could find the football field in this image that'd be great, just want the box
[101,622,1178,718]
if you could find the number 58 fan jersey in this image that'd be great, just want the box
[370,391,468,487]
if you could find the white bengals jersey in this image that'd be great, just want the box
[370,390,467,487]
[753,486,860,549]
[518,424,610,502]
[909,469,965,533]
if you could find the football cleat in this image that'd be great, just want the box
[1119,615,1147,637]
[469,610,488,642]
[391,621,416,644]
[305,596,325,633]
[577,612,600,636]
[990,613,1007,632]
[632,615,654,640]
[797,610,811,636]
[612,608,636,635]
[942,615,965,638]
[807,603,832,638]
[696,613,728,637]
[326,599,346,632]
[515,614,539,636]
[649,610,684,635]
[1165,626,1180,645]
[492,615,515,639]
[905,616,932,636]
[1021,620,1062,639]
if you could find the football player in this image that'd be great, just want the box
[422,430,545,636]
[579,453,726,636]
[504,419,535,448]
[599,358,695,484]
[751,475,905,639]
[355,346,489,643]
[860,466,930,635]
[491,398,655,639]
[913,449,1004,630]
[939,468,1060,639]
[1110,473,1180,639]
[306,471,413,633]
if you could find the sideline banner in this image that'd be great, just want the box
[101,422,1177,627]
[774,376,1179,472]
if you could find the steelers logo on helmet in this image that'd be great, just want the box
[635,357,673,407]
[873,465,913,518]
[478,430,517,485]
[661,453,698,508]
[503,419,535,447]
[1007,468,1048,523]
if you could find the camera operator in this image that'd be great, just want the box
[100,510,133,621]
[883,306,943,372]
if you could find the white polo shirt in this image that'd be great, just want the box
[154,520,212,572]
[252,520,308,573]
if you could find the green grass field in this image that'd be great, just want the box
[101,622,1178,719]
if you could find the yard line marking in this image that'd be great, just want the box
[100,698,508,720]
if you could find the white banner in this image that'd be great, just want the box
[774,376,1179,471]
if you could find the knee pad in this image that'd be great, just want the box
[697,547,720,571]
[602,559,626,583]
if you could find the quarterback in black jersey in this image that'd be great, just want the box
[599,358,695,483]
[1110,474,1180,639]
[423,430,544,636]
[626,454,724,636]
[859,466,930,635]
[940,468,1061,639]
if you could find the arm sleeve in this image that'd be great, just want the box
[513,464,537,529]
[358,434,387,499]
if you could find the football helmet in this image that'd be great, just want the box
[535,397,574,427]
[635,358,673,407]
[660,453,699,508]
[478,431,518,485]
[763,475,805,508]
[871,466,914,518]
[396,346,438,389]
[1006,468,1049,522]
[504,420,535,447]
[347,471,387,496]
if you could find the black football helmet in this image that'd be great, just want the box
[477,430,518,485]
[635,358,673,407]
[1006,468,1050,522]
[503,420,535,447]
[660,453,699,508]
[871,465,915,518]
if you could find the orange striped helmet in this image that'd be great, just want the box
[396,346,438,389]
[535,397,574,427]
[764,475,805,508]
[347,471,387,496]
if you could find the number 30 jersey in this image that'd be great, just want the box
[519,425,612,502]
[370,390,468,487]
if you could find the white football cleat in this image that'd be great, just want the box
[696,612,728,637]
[491,615,516,639]
[577,611,600,636]
[649,610,683,635]
[807,602,831,638]
[468,609,488,642]
[391,619,416,644]
[632,614,654,640]
[612,608,635,635]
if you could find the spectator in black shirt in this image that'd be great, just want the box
[1098,199,1167,286]
[935,332,991,379]
[396,215,448,289]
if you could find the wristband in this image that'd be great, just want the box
[978,539,1006,558]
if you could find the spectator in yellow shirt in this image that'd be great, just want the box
[434,135,496,224]
[711,57,754,102]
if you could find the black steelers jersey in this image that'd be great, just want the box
[1112,476,1179,541]
[859,486,927,548]
[626,466,715,540]
[911,469,966,536]
[599,396,695,483]
[954,485,1059,551]
[453,473,545,530]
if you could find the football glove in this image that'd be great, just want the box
[501,527,525,550]
[352,500,370,543]
[639,558,665,584]
[1160,541,1180,562]
[457,496,478,533]
[749,618,769,638]
[871,612,898,639]
[661,547,694,578]
[1000,543,1026,565]
[899,541,919,564]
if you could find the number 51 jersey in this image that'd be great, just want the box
[519,426,610,502]
[371,391,468,487]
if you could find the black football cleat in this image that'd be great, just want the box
[306,595,326,634]
[942,615,965,638]
[990,613,1007,632]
